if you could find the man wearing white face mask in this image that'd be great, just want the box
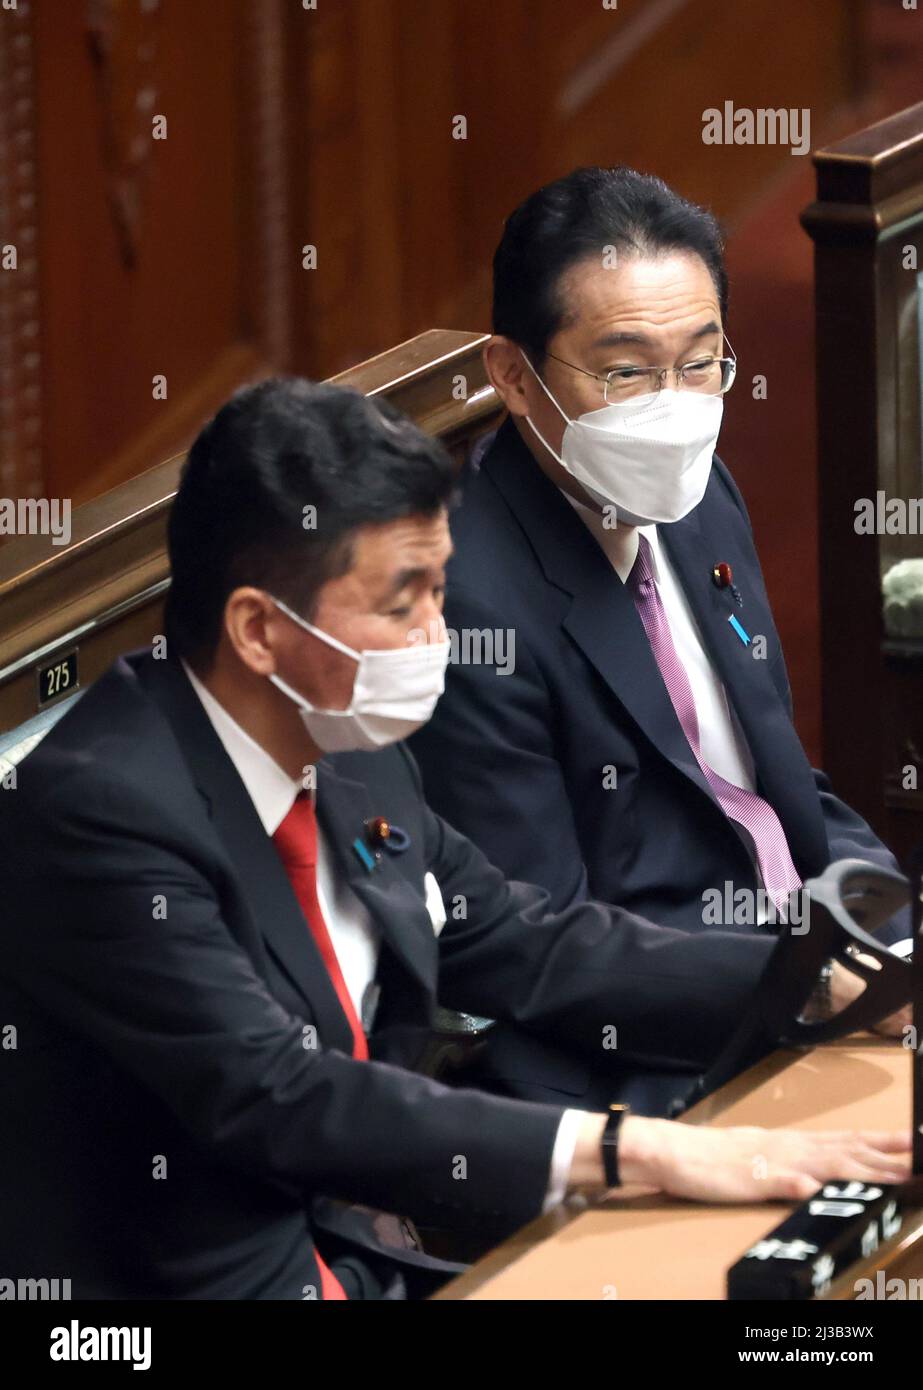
[519,339,731,528]
[266,593,451,752]
[411,166,912,1115]
[3,376,910,1302]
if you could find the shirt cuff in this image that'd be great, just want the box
[542,1108,586,1214]
[890,937,914,959]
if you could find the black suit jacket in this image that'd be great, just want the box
[0,650,774,1298]
[410,420,907,1104]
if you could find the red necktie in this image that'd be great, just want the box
[273,793,369,1061]
[273,792,370,1300]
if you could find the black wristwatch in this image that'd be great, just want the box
[807,960,834,1022]
[601,1103,630,1188]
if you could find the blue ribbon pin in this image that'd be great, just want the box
[352,838,378,872]
[728,614,751,646]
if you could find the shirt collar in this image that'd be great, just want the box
[560,489,661,584]
[181,659,304,836]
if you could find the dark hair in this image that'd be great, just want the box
[164,377,454,664]
[492,166,728,365]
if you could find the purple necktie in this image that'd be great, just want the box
[627,534,801,911]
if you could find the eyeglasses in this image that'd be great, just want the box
[544,337,737,404]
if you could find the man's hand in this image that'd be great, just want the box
[870,1004,913,1039]
[622,1119,910,1202]
[828,955,911,1039]
[567,1114,910,1204]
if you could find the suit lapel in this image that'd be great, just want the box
[139,655,355,1052]
[483,424,716,802]
[660,511,829,870]
[315,760,438,994]
[143,657,438,1029]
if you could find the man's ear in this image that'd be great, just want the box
[224,587,279,677]
[483,336,532,419]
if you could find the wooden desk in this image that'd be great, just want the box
[434,1037,923,1300]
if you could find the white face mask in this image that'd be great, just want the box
[521,351,726,527]
[267,595,450,753]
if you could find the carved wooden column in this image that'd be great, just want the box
[0,0,43,503]
[801,101,923,859]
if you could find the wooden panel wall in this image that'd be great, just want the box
[2,0,298,509]
[290,0,864,375]
[1,0,866,512]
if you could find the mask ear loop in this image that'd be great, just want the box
[520,350,573,425]
[268,668,359,725]
[519,350,573,469]
[268,594,361,663]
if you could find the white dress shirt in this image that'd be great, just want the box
[562,496,756,788]
[181,660,583,1209]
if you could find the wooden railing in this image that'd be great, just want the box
[0,329,501,737]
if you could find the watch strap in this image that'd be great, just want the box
[601,1103,630,1188]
